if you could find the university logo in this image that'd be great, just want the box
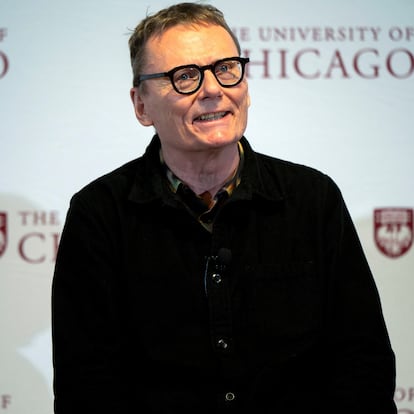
[374,208,413,258]
[0,212,7,257]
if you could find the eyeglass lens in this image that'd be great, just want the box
[172,59,244,93]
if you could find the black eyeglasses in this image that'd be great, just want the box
[135,56,249,95]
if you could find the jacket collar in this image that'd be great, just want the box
[128,135,286,205]
[233,137,286,203]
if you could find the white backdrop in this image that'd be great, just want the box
[1,1,413,412]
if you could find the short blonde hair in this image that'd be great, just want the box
[128,2,241,89]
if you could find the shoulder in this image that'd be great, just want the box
[79,157,142,197]
[244,142,341,203]
[250,151,349,225]
[242,136,332,185]
[257,151,326,178]
[67,156,146,216]
[71,135,163,207]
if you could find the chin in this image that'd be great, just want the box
[204,134,239,147]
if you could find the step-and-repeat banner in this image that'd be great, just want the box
[1,1,413,412]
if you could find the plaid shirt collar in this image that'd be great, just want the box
[160,141,244,231]
[161,141,244,196]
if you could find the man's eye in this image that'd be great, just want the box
[218,61,238,73]
[175,68,199,82]
[218,63,231,72]
[178,73,191,80]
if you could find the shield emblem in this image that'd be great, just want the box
[0,212,7,257]
[374,208,413,258]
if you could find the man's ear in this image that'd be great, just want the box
[130,87,154,126]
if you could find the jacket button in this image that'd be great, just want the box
[212,273,222,284]
[225,392,236,401]
[217,338,228,349]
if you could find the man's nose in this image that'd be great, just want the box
[199,69,222,96]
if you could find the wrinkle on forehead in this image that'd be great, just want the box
[144,23,239,71]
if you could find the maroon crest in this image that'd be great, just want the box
[0,212,7,257]
[374,208,413,258]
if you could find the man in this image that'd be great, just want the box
[52,3,397,413]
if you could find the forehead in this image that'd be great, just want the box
[144,24,239,69]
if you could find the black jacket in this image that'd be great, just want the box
[52,136,396,413]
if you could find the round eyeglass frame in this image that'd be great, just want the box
[135,56,250,95]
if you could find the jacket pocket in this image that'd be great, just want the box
[249,260,321,339]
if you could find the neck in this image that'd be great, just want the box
[162,142,240,197]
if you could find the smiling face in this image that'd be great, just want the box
[130,24,250,157]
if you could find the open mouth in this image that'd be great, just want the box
[194,111,229,122]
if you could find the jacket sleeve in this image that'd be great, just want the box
[322,176,397,413]
[51,190,130,413]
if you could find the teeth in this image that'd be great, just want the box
[197,112,226,121]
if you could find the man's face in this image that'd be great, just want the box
[130,24,250,155]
